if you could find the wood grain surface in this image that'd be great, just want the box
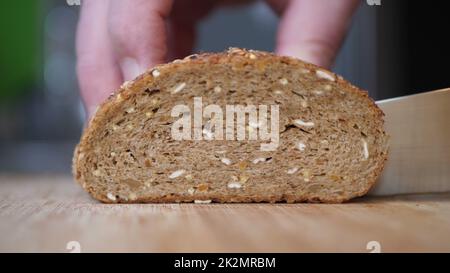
[1,175,449,253]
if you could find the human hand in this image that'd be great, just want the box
[76,0,359,118]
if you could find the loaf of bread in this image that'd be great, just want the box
[73,48,388,203]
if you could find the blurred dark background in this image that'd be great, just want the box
[0,0,449,174]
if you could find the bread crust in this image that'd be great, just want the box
[73,48,388,203]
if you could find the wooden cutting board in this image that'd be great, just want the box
[1,175,449,253]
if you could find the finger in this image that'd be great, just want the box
[167,0,207,60]
[76,0,123,119]
[167,0,218,60]
[274,0,360,68]
[108,0,174,79]
[265,0,289,16]
[166,19,196,60]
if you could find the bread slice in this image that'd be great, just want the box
[73,48,388,203]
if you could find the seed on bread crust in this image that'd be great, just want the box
[300,68,310,74]
[302,169,312,182]
[106,193,116,201]
[197,183,209,192]
[151,69,161,78]
[252,157,267,164]
[239,175,249,183]
[129,193,137,201]
[221,158,232,165]
[247,53,257,60]
[287,167,298,174]
[121,81,132,89]
[172,82,186,94]
[125,107,135,113]
[297,142,307,151]
[228,47,246,55]
[194,200,212,204]
[274,90,283,95]
[169,170,185,179]
[187,187,195,195]
[316,70,335,81]
[93,169,101,176]
[279,78,289,85]
[362,139,369,160]
[294,119,315,128]
[300,99,308,108]
[185,54,199,60]
[227,182,242,189]
[238,161,248,171]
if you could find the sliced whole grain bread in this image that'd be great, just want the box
[73,48,389,203]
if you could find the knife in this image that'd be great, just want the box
[369,88,450,196]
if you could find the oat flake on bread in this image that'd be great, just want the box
[73,48,389,203]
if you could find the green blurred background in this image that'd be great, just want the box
[0,1,42,101]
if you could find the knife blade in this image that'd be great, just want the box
[369,88,450,195]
